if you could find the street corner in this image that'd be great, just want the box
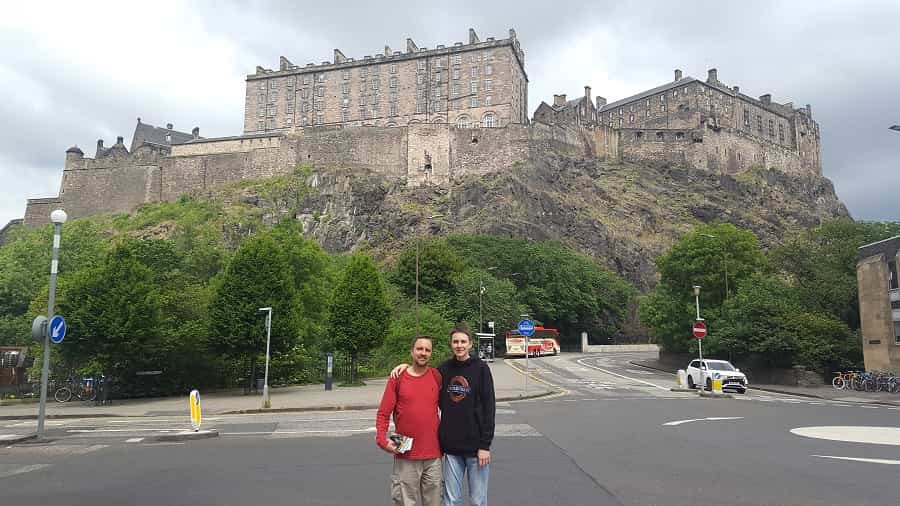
[0,433,37,445]
[150,429,220,442]
[669,387,695,393]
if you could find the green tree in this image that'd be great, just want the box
[328,254,391,383]
[449,268,526,335]
[208,234,298,390]
[391,239,465,305]
[640,224,766,352]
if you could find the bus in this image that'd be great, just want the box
[504,327,561,358]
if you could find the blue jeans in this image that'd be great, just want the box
[442,454,489,506]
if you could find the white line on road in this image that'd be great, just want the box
[0,464,50,479]
[67,428,182,433]
[663,417,744,426]
[812,455,900,465]
[576,358,670,391]
[125,438,144,443]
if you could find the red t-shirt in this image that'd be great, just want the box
[375,368,442,460]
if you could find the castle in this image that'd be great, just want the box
[16,28,821,228]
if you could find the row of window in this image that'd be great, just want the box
[260,76,497,106]
[633,131,686,141]
[258,111,500,130]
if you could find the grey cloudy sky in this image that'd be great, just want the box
[2,0,898,228]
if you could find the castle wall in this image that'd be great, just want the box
[50,158,161,223]
[291,126,408,178]
[170,135,281,156]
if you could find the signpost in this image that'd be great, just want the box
[693,319,706,384]
[518,318,535,394]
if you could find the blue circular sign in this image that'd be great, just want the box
[518,319,535,337]
[49,315,67,344]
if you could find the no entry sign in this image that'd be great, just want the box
[692,321,707,339]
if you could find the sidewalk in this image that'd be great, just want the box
[0,359,557,421]
[631,359,900,407]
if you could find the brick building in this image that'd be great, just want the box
[857,235,900,372]
[244,28,528,133]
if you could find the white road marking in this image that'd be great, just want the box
[860,406,880,409]
[663,416,743,426]
[0,464,50,478]
[577,358,670,391]
[812,455,900,465]
[125,438,144,443]
[791,426,900,446]
[67,428,182,433]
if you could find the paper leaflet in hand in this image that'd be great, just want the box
[389,433,414,453]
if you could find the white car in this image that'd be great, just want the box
[686,359,748,394]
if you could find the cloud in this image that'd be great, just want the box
[1,0,898,228]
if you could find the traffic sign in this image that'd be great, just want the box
[692,321,707,339]
[518,319,535,337]
[49,315,67,344]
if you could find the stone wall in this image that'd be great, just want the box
[170,134,281,156]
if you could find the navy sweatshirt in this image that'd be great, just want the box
[437,356,496,457]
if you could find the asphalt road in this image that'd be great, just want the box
[3,352,900,505]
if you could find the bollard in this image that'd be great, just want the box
[325,353,333,391]
[713,377,723,394]
[677,370,687,387]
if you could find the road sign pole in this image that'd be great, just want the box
[259,307,272,409]
[37,211,67,439]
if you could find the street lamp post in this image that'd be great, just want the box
[693,285,704,378]
[415,214,444,337]
[258,307,272,409]
[37,209,67,439]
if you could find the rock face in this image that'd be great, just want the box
[243,155,849,291]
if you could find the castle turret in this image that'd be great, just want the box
[707,68,718,84]
[65,145,84,167]
[674,69,683,81]
[96,139,104,157]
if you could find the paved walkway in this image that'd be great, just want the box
[632,359,900,407]
[0,359,556,420]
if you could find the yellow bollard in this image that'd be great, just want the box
[712,378,723,394]
[189,390,201,432]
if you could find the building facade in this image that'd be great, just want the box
[857,235,900,372]
[243,28,528,133]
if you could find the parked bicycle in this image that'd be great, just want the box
[53,378,97,402]
[832,370,898,393]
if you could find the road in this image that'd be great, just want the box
[3,352,900,505]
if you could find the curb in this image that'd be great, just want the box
[0,413,124,421]
[0,433,37,445]
[698,391,733,399]
[669,387,695,393]
[151,429,219,442]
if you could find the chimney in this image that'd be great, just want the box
[256,66,265,75]
[406,38,418,53]
[333,49,347,64]
[553,94,567,107]
[759,94,771,105]
[509,28,517,40]
[805,104,812,117]
[596,96,607,109]
[674,69,683,81]
[279,56,294,70]
[96,139,104,154]
[166,123,173,130]
[192,127,200,140]
[733,86,740,94]
[584,85,591,104]
[65,145,84,164]
[116,136,124,145]
[707,68,717,84]
[384,45,392,57]
[469,28,480,44]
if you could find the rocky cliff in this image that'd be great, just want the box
[222,155,849,291]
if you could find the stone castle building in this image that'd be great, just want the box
[13,28,822,230]
[857,236,900,372]
[245,28,528,132]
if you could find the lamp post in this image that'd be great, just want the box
[415,214,444,337]
[258,307,272,409]
[693,285,703,365]
[36,209,67,439]
[479,267,498,333]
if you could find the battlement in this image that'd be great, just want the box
[250,28,525,80]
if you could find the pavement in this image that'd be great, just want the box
[0,358,557,422]
[631,358,900,407]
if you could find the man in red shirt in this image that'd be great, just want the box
[376,336,443,505]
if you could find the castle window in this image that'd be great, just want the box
[453,68,460,80]
[343,83,350,95]
[286,117,293,126]
[257,107,265,118]
[434,71,441,83]
[268,105,277,116]
[485,64,493,76]
[270,80,277,89]
[316,86,324,97]
[630,105,634,112]
[316,73,325,83]
[629,114,634,123]
[482,112,496,128]
[452,54,462,66]
[757,115,763,131]
[659,95,665,102]
[342,98,349,107]
[259,82,266,91]
[342,70,350,80]
[743,109,750,126]
[257,120,265,131]
[673,89,678,97]
[314,100,323,111]
[360,67,369,78]
[417,102,425,114]
[433,87,441,99]
[417,87,425,99]
[656,131,664,140]
[287,104,295,114]
[315,113,324,125]
[471,96,478,108]
[470,53,480,64]
[485,50,494,61]
[675,132,685,140]
[635,131,643,140]
[433,57,442,68]
[267,118,275,129]
[417,74,425,85]
[471,81,478,94]
[619,108,623,116]
[300,89,308,99]
[485,79,493,91]
[342,110,350,122]
[270,91,278,103]
[471,66,478,78]
[372,78,380,90]
[359,94,366,106]
[768,119,775,137]
[390,63,398,74]
[390,103,399,116]
[391,90,398,102]
[433,101,442,112]
[258,93,265,104]
[778,123,785,142]
[165,133,172,142]
[452,83,460,96]
[301,102,309,113]
[646,110,651,118]
[301,116,308,126]
[485,95,492,105]
[302,75,310,85]
[390,77,398,88]
[418,60,426,71]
